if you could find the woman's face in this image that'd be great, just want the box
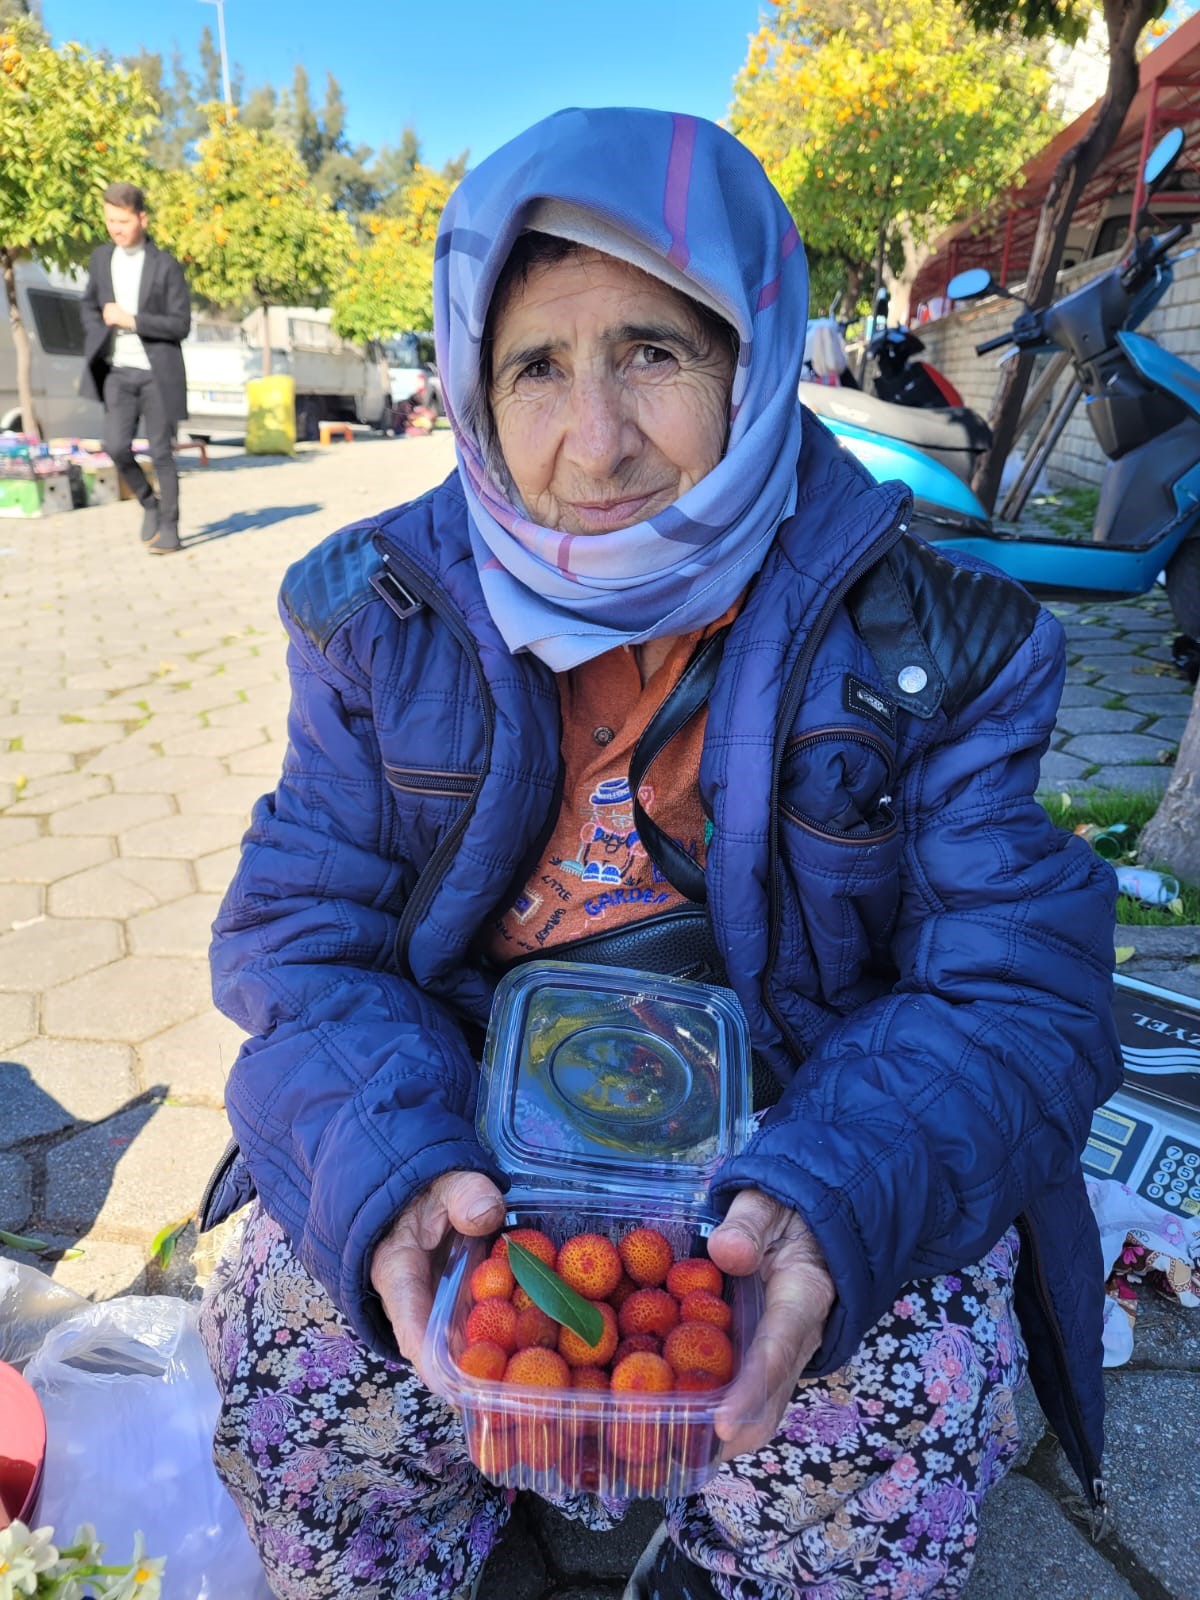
[489,249,734,535]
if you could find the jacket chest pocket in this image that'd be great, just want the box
[779,727,897,845]
[383,763,479,864]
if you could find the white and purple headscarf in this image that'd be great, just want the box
[433,107,808,671]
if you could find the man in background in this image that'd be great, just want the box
[80,182,191,555]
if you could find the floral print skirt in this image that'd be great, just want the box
[198,1204,1026,1600]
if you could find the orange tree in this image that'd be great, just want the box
[730,0,1056,317]
[0,18,155,437]
[330,163,455,342]
[151,107,354,373]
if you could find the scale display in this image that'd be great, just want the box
[1083,976,1200,1216]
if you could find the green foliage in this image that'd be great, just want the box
[150,107,354,312]
[331,164,453,340]
[0,18,157,270]
[730,0,1059,304]
[1041,787,1200,924]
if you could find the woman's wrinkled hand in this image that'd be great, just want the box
[705,1188,836,1460]
[369,1170,507,1376]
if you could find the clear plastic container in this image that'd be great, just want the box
[423,960,763,1499]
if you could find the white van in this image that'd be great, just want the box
[0,261,103,438]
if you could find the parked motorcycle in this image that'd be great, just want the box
[809,127,1200,638]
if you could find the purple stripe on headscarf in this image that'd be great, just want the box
[755,224,803,313]
[556,534,575,573]
[664,114,697,271]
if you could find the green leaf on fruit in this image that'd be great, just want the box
[505,1236,604,1346]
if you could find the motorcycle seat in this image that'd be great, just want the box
[801,385,992,483]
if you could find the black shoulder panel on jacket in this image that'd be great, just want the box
[847,536,1040,720]
[280,520,382,654]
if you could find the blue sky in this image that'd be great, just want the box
[41,0,763,170]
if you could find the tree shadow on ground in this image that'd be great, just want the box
[184,503,324,546]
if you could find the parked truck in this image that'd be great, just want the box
[0,261,103,438]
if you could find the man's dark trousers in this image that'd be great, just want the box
[102,368,178,531]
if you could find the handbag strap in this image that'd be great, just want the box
[628,626,731,905]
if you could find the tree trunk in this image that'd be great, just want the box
[1138,682,1200,884]
[1,247,40,442]
[970,0,1149,514]
[260,303,272,379]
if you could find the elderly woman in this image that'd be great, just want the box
[198,108,1119,1600]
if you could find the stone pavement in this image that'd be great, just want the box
[0,437,1197,1599]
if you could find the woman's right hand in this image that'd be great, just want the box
[369,1170,507,1374]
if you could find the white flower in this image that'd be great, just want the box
[0,1521,60,1599]
[96,1533,166,1600]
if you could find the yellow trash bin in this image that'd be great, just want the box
[245,375,297,456]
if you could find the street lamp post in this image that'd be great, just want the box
[198,0,232,110]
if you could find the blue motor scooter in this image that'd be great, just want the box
[804,128,1200,638]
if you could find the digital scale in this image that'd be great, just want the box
[1083,975,1200,1218]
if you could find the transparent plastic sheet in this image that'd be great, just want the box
[22,1294,273,1599]
[0,1260,89,1372]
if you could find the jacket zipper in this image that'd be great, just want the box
[197,1136,241,1231]
[375,543,497,975]
[780,726,898,842]
[763,509,909,1052]
[1015,1212,1108,1523]
[385,766,478,797]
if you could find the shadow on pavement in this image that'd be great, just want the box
[186,503,324,545]
[0,1062,167,1274]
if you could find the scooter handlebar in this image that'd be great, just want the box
[975,332,1014,355]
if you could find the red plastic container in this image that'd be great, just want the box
[0,1360,47,1529]
[424,961,763,1500]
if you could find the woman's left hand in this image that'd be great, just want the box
[706,1189,836,1459]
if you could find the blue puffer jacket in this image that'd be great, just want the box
[206,421,1120,1504]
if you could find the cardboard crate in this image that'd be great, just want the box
[0,472,74,518]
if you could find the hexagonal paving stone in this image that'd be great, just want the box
[0,817,41,850]
[1054,707,1145,737]
[962,1474,1136,1600]
[127,892,223,959]
[1037,750,1092,787]
[1091,669,1184,697]
[110,755,229,795]
[48,791,174,837]
[0,917,123,992]
[44,1234,148,1301]
[44,1101,232,1234]
[1,1039,139,1143]
[4,772,114,815]
[42,955,212,1041]
[1122,693,1200,716]
[0,834,113,885]
[0,1152,32,1230]
[157,725,270,760]
[1062,733,1173,765]
[1057,685,1115,708]
[13,687,112,715]
[120,812,249,860]
[0,750,74,783]
[15,720,114,755]
[1084,764,1171,792]
[139,1007,247,1105]
[0,883,43,932]
[0,992,35,1051]
[48,857,195,920]
[195,846,242,895]
[176,773,269,817]
[224,744,285,777]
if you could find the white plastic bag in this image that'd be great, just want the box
[0,1259,88,1371]
[24,1295,272,1599]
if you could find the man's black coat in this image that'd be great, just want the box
[80,238,191,422]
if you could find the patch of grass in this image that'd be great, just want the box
[1040,787,1200,925]
[59,713,87,724]
[1102,695,1127,710]
[1024,485,1101,540]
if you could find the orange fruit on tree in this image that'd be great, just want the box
[678,1288,732,1331]
[469,1258,515,1303]
[492,1228,558,1270]
[558,1301,618,1368]
[618,1226,674,1286]
[556,1233,623,1301]
[465,1297,518,1354]
[618,1287,680,1340]
[666,1257,724,1300]
[456,1340,508,1381]
[503,1346,571,1389]
[663,1321,734,1384]
[514,1304,560,1350]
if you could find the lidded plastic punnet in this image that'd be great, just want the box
[423,961,762,1501]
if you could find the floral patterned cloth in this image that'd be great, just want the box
[198,1205,1026,1600]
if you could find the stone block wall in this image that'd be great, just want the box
[912,245,1200,487]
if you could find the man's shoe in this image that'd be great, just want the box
[147,526,182,555]
[140,500,160,542]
